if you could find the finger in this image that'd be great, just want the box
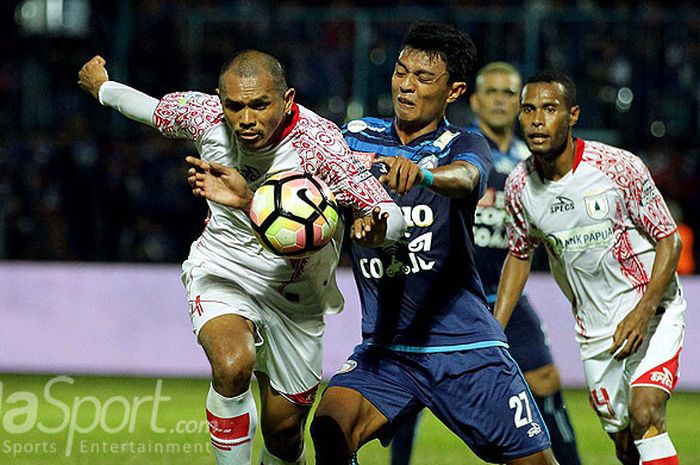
[406,169,420,192]
[398,165,412,194]
[185,156,208,170]
[208,161,229,174]
[94,55,106,65]
[609,328,624,355]
[388,163,401,192]
[374,156,391,166]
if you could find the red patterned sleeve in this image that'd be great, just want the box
[293,115,391,213]
[505,163,538,259]
[153,92,224,141]
[616,153,678,240]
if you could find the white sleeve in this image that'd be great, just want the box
[376,201,407,246]
[98,81,158,127]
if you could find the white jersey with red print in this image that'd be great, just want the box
[505,138,685,358]
[151,91,394,317]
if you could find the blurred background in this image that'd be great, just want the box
[2,2,699,463]
[1,0,698,268]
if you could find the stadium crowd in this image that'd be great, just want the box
[2,0,698,269]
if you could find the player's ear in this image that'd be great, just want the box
[568,105,580,128]
[447,81,467,104]
[283,88,296,114]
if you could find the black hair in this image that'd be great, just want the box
[219,49,288,94]
[524,70,577,108]
[401,22,477,83]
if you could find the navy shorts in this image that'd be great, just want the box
[501,297,554,372]
[327,342,551,463]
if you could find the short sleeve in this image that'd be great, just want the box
[620,156,677,240]
[295,118,392,213]
[504,165,538,259]
[449,132,493,199]
[153,92,224,141]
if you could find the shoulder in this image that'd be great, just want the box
[154,91,224,140]
[580,140,648,186]
[446,127,491,160]
[294,104,346,142]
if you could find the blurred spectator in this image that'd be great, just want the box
[2,1,698,269]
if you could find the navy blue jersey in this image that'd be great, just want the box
[342,117,506,350]
[470,125,530,297]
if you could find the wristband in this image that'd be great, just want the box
[418,168,434,187]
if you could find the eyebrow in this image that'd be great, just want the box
[395,59,438,76]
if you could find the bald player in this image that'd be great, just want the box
[78,51,405,465]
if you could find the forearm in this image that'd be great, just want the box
[426,160,479,198]
[638,232,682,311]
[98,81,158,127]
[493,253,532,328]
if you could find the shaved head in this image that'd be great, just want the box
[219,50,288,95]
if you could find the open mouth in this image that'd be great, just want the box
[397,96,415,107]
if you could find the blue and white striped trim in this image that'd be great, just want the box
[375,340,509,353]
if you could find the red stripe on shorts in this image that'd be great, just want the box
[632,348,682,393]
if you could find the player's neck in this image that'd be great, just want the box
[480,122,513,153]
[394,117,440,145]
[538,136,576,181]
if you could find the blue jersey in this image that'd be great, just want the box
[470,125,530,297]
[342,117,506,350]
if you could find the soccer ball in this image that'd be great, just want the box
[249,170,340,257]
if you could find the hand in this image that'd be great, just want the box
[350,207,388,247]
[609,302,655,360]
[78,55,109,100]
[185,156,253,211]
[375,155,423,195]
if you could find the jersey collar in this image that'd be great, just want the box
[391,117,448,147]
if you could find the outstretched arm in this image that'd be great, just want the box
[493,253,533,328]
[78,55,159,126]
[375,156,480,197]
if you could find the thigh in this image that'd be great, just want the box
[326,344,423,447]
[630,307,685,395]
[428,348,551,463]
[315,386,390,451]
[256,371,312,436]
[183,263,264,338]
[582,352,630,433]
[254,307,324,403]
[503,298,554,373]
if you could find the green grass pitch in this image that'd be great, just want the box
[0,374,697,464]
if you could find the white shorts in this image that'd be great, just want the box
[182,262,324,405]
[583,300,685,433]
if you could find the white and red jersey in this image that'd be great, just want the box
[505,139,684,358]
[151,91,394,317]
